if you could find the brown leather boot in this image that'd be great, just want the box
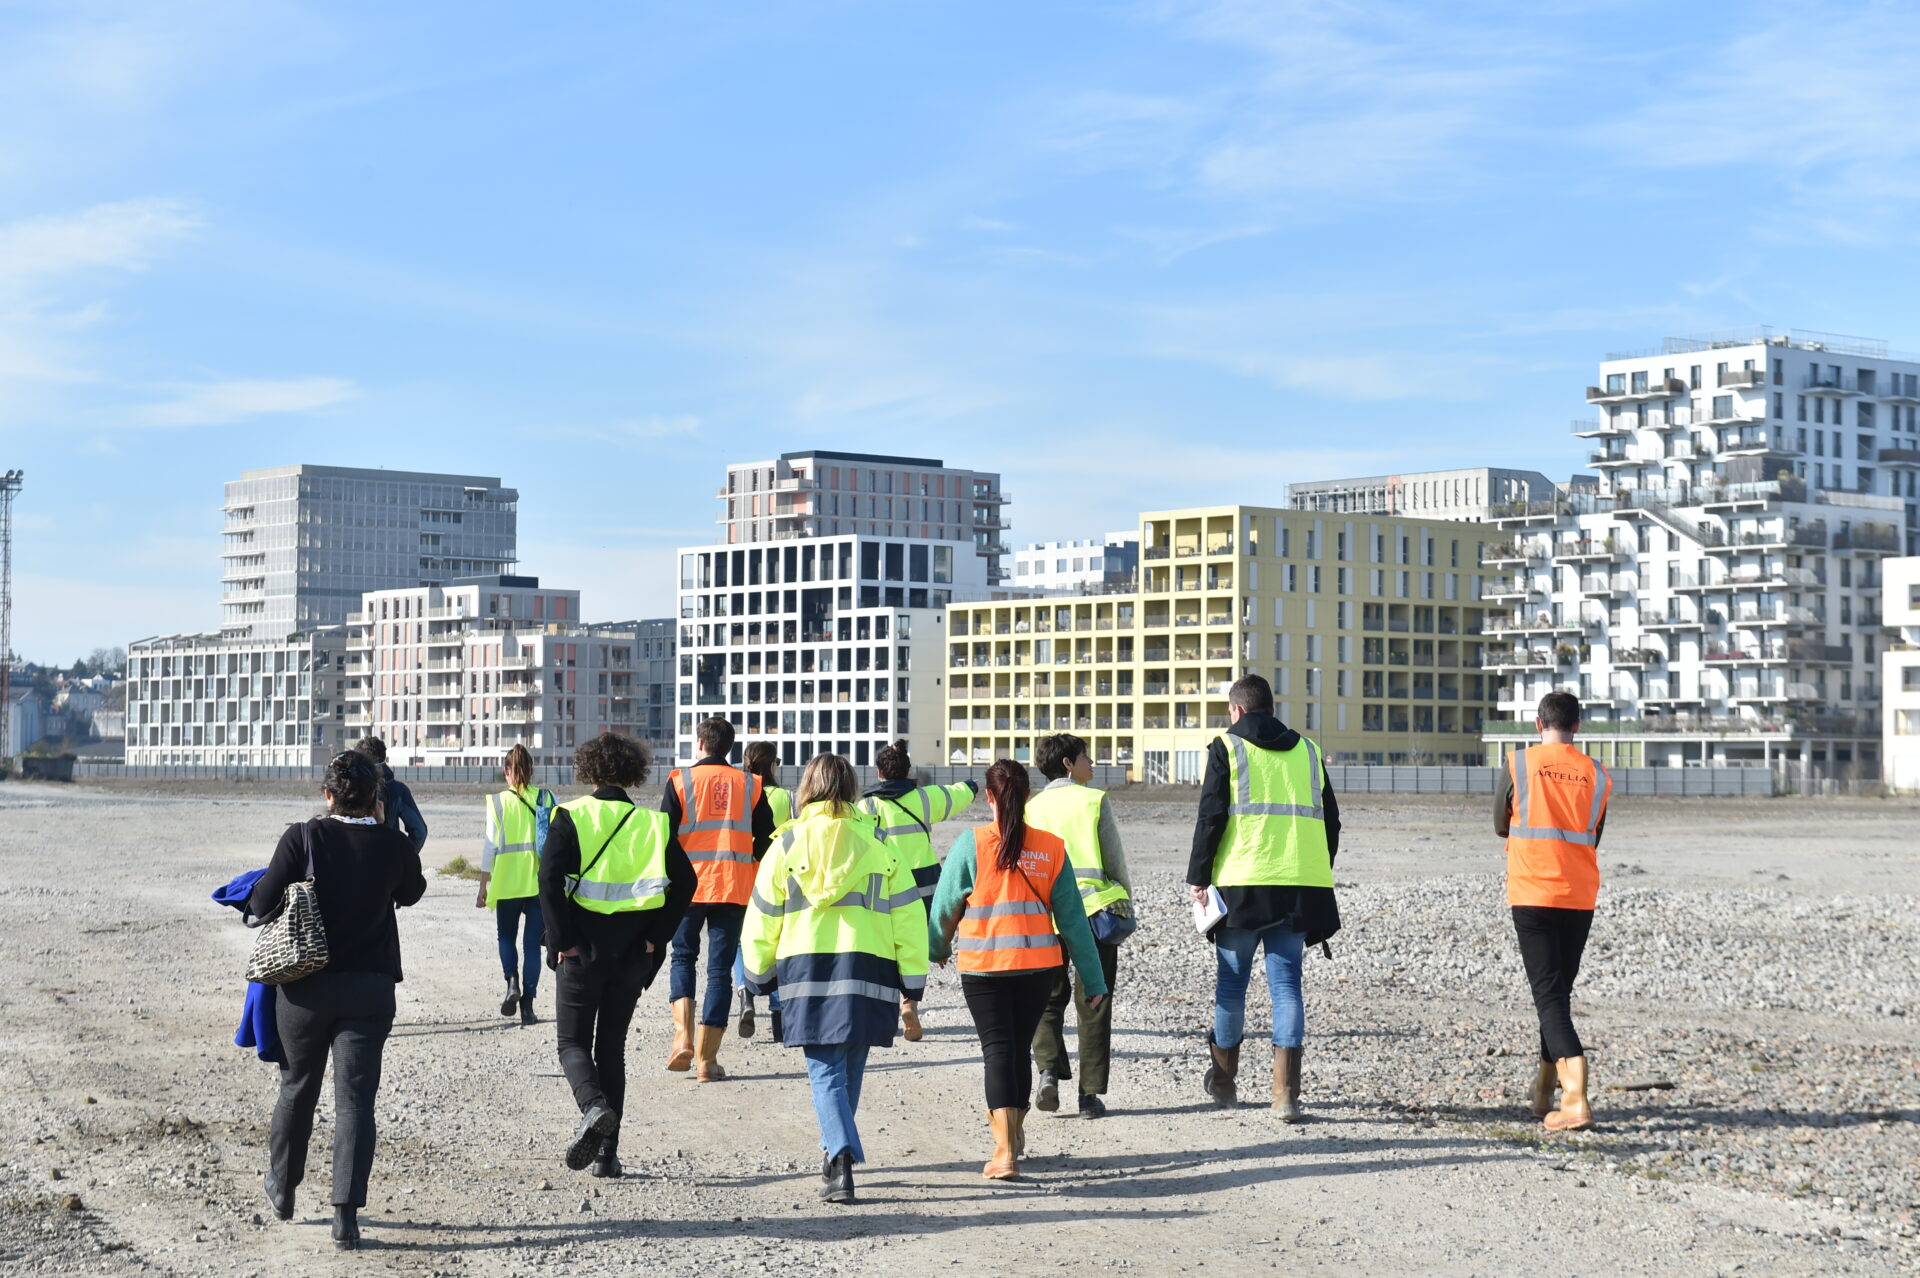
[694,1025,728,1082]
[1529,1059,1558,1118]
[1272,1046,1301,1123]
[1543,1056,1593,1131]
[983,1109,1019,1180]
[1011,1107,1026,1160]
[666,998,695,1072]
[1203,1034,1240,1107]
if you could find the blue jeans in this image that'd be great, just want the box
[495,897,544,998]
[669,904,746,1027]
[1212,922,1306,1050]
[732,949,779,1012]
[802,1043,870,1162]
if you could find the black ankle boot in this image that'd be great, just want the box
[566,1103,618,1171]
[519,995,538,1026]
[500,974,521,1017]
[262,1171,293,1221]
[590,1135,622,1179]
[332,1205,359,1250]
[820,1150,855,1205]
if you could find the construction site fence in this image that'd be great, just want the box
[1321,765,1778,797]
[64,761,1131,792]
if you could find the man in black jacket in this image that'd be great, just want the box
[353,736,429,856]
[1187,675,1340,1120]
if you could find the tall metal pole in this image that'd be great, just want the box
[0,470,21,762]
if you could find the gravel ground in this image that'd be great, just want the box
[0,781,1914,1276]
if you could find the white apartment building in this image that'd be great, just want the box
[1287,467,1572,523]
[1011,534,1140,592]
[126,628,348,766]
[221,465,518,639]
[1880,557,1920,792]
[1483,328,1910,779]
[716,449,1010,583]
[341,576,659,769]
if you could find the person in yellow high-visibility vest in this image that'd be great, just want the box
[539,733,696,1179]
[1027,733,1131,1119]
[474,744,556,1025]
[1187,675,1341,1122]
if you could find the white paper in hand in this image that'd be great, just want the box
[1192,886,1227,939]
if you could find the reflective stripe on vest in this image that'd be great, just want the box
[955,824,1066,975]
[560,797,672,915]
[482,786,552,907]
[671,764,763,905]
[1212,733,1334,889]
[1505,745,1611,910]
[1026,784,1129,916]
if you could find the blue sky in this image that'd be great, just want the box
[7,0,1920,662]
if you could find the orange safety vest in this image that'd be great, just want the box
[956,824,1068,975]
[670,763,764,906]
[1505,743,1611,910]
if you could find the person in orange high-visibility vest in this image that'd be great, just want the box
[1495,691,1612,1133]
[661,717,773,1082]
[928,760,1107,1182]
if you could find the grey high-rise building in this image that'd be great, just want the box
[220,465,518,639]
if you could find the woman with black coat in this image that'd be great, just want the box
[539,733,697,1178]
[248,751,425,1250]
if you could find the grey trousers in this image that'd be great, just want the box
[270,970,396,1208]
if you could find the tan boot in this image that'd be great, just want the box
[1529,1059,1558,1118]
[1203,1034,1240,1107]
[982,1109,1019,1180]
[1272,1046,1301,1123]
[1011,1107,1026,1160]
[1543,1056,1593,1131]
[900,999,923,1043]
[694,1025,728,1082]
[666,998,695,1072]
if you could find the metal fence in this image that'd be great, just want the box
[1324,764,1776,797]
[69,761,1129,792]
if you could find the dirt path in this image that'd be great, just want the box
[0,783,1911,1275]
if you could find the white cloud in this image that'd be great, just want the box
[1589,8,1920,241]
[130,377,360,427]
[0,198,199,288]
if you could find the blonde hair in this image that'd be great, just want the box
[794,753,856,815]
[503,743,534,789]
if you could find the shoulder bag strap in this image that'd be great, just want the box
[568,805,637,903]
[886,794,932,837]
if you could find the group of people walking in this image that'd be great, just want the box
[233,679,1613,1247]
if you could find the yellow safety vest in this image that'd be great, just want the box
[767,785,794,828]
[482,785,554,908]
[1026,783,1129,916]
[1211,734,1334,889]
[560,795,673,915]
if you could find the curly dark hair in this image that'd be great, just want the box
[324,750,381,817]
[875,739,912,781]
[352,735,389,763]
[1034,733,1086,781]
[575,732,650,788]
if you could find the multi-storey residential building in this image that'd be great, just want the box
[674,533,977,770]
[341,577,657,769]
[125,627,348,766]
[628,617,677,759]
[715,450,1009,584]
[1880,557,1920,792]
[1482,328,1909,778]
[947,505,1497,781]
[221,465,518,639]
[1011,534,1140,592]
[1287,467,1572,523]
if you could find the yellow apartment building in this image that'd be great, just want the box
[944,505,1498,781]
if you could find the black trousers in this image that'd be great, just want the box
[271,970,396,1208]
[1511,906,1593,1061]
[961,968,1060,1112]
[554,942,648,1143]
